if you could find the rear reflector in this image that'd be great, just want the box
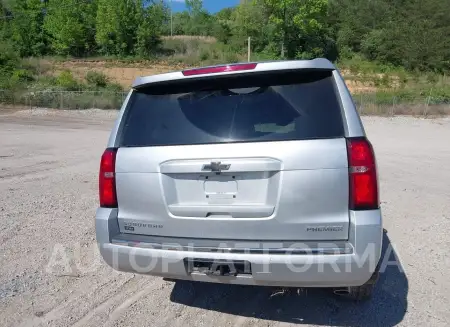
[182,63,258,76]
[99,148,118,208]
[347,138,379,210]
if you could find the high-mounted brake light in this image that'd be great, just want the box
[182,63,258,76]
[99,148,118,208]
[347,138,379,210]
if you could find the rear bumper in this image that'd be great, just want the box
[96,208,382,288]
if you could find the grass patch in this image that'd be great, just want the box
[357,103,450,117]
[338,56,450,93]
[0,57,126,109]
[355,89,450,116]
[27,91,127,110]
[161,38,246,67]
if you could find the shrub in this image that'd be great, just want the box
[168,53,200,66]
[105,82,124,92]
[162,38,203,57]
[380,74,391,87]
[397,71,408,87]
[426,73,438,84]
[223,51,239,63]
[162,38,188,55]
[0,41,20,89]
[31,75,58,90]
[0,41,19,75]
[11,69,34,84]
[56,71,79,91]
[199,47,210,61]
[20,58,51,75]
[86,71,108,88]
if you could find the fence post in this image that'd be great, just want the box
[360,93,364,115]
[391,96,396,116]
[423,88,433,117]
[424,96,430,117]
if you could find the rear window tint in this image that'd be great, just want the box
[119,70,344,147]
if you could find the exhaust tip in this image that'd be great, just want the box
[333,287,350,296]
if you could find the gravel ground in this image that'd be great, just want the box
[0,109,449,327]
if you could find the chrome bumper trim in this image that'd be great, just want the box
[111,239,353,255]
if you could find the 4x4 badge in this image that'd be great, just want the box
[202,161,231,172]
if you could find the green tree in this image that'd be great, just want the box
[330,0,450,71]
[44,0,97,56]
[171,11,190,35]
[0,40,19,88]
[212,8,234,44]
[135,3,166,56]
[261,0,332,59]
[215,7,234,21]
[184,0,212,36]
[0,1,12,38]
[329,0,396,55]
[231,0,271,53]
[96,0,140,56]
[186,0,203,16]
[8,0,47,56]
[213,23,232,44]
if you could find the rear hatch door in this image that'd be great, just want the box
[115,69,349,241]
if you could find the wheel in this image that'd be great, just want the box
[334,271,378,301]
[347,283,374,301]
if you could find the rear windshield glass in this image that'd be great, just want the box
[119,70,344,147]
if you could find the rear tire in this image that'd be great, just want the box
[347,283,374,301]
[334,270,378,301]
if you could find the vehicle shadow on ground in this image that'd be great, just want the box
[169,232,407,326]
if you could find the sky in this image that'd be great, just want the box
[167,0,240,13]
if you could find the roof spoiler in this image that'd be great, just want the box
[132,58,336,89]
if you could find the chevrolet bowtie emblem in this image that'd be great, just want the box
[202,161,231,172]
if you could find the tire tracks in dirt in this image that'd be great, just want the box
[18,275,162,327]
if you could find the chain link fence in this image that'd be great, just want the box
[0,90,128,110]
[1,89,449,116]
[354,92,450,116]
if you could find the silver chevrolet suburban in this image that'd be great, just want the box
[96,59,383,301]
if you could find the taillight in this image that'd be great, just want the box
[182,63,257,76]
[99,148,118,208]
[347,138,379,210]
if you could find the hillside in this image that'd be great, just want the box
[1,0,449,72]
[42,58,374,93]
[0,0,449,115]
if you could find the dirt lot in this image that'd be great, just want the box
[0,109,449,327]
[48,59,374,92]
[55,60,186,88]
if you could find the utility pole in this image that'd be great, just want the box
[281,0,286,58]
[248,37,251,62]
[170,0,173,37]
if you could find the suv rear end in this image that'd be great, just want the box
[96,59,382,300]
